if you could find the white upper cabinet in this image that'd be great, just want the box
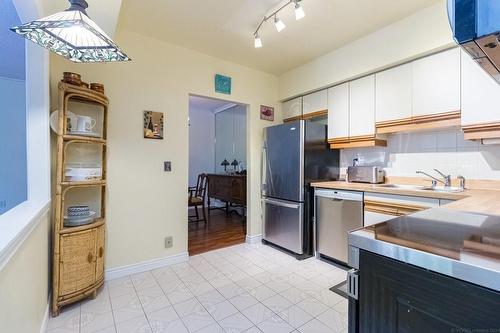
[282,97,302,120]
[375,63,412,123]
[461,50,500,126]
[349,75,375,137]
[412,48,461,117]
[327,83,349,140]
[303,89,328,115]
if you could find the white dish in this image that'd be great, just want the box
[65,166,102,181]
[65,176,102,181]
[64,211,96,221]
[64,216,95,227]
[67,130,101,138]
[50,110,77,134]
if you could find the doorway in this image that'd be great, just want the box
[188,94,248,255]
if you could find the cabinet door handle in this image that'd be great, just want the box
[87,253,93,263]
[99,247,104,258]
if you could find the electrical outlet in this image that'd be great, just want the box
[164,161,172,172]
[165,236,173,248]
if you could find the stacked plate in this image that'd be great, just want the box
[65,163,102,181]
[64,206,96,227]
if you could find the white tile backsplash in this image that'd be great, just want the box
[340,129,500,180]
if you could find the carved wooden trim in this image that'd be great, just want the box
[364,199,427,216]
[283,115,303,122]
[303,109,328,119]
[283,109,328,123]
[328,137,350,144]
[376,111,461,134]
[412,110,461,124]
[329,135,387,149]
[462,122,500,140]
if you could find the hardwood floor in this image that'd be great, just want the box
[188,209,246,256]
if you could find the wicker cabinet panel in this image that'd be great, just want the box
[59,229,97,296]
[95,225,105,282]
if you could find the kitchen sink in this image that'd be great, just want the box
[374,184,427,190]
[422,186,464,193]
[374,184,464,193]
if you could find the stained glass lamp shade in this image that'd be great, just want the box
[10,0,130,63]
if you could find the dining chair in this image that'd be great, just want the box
[188,173,208,223]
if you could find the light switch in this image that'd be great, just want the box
[164,161,172,172]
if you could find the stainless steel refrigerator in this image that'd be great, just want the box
[261,120,339,258]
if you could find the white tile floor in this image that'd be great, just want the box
[46,243,348,333]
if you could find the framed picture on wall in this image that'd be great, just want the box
[215,74,231,95]
[260,105,274,121]
[143,111,164,139]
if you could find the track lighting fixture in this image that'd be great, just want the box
[254,33,263,48]
[294,0,305,20]
[253,0,306,48]
[274,16,286,32]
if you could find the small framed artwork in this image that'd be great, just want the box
[215,74,231,95]
[260,105,274,121]
[143,111,164,140]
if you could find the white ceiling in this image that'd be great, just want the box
[119,0,440,75]
[189,95,236,112]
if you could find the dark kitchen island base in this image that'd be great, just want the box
[350,250,500,333]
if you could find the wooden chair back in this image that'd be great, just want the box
[189,173,208,203]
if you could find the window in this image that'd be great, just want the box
[0,0,27,215]
[0,0,50,270]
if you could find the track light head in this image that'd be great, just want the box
[294,1,305,20]
[254,33,263,48]
[274,16,286,32]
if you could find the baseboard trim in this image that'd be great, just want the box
[246,234,263,245]
[39,301,49,333]
[105,252,189,281]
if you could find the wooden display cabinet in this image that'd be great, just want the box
[52,82,108,316]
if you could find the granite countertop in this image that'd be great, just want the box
[311,180,500,217]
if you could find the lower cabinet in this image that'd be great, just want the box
[363,193,438,226]
[58,225,105,298]
[358,250,500,332]
[364,211,395,227]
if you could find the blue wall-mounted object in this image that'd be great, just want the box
[215,74,231,95]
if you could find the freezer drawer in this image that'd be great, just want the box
[262,198,304,254]
[316,190,363,263]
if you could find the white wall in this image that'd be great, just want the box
[0,214,49,333]
[340,130,500,180]
[279,1,454,100]
[189,106,215,187]
[50,29,281,269]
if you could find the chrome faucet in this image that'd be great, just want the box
[433,169,452,187]
[416,169,452,187]
[457,175,466,190]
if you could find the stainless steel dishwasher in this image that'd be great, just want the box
[315,188,364,264]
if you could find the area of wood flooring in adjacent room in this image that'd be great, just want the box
[188,209,246,256]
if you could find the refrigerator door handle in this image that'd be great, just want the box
[261,143,267,195]
[262,198,301,209]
